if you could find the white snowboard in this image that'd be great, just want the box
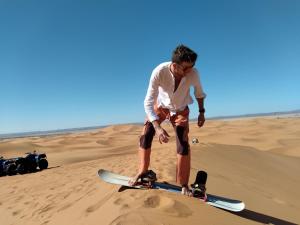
[98,169,245,212]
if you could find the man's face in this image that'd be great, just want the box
[174,62,195,78]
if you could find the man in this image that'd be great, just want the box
[129,44,206,195]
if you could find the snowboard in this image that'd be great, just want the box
[97,169,245,212]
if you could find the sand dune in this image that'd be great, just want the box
[0,117,299,224]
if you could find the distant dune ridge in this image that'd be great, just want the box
[0,116,300,225]
[1,109,299,139]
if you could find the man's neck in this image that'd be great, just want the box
[169,63,181,80]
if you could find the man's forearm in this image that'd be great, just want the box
[196,97,205,113]
[152,120,161,130]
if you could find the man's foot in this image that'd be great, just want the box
[181,185,192,196]
[128,173,142,186]
[128,170,157,187]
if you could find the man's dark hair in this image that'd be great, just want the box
[171,44,197,64]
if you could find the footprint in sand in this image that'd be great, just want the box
[46,194,53,200]
[143,195,193,217]
[39,203,55,214]
[80,178,90,184]
[113,197,132,210]
[85,192,113,214]
[16,195,25,201]
[57,203,73,212]
[109,213,147,225]
[12,210,22,216]
[86,202,103,213]
[143,195,160,208]
[113,197,124,205]
[41,220,50,225]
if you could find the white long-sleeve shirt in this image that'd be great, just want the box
[144,62,206,122]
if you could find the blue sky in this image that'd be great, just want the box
[0,0,299,134]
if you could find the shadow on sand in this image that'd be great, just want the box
[46,165,61,170]
[118,185,140,192]
[231,209,297,225]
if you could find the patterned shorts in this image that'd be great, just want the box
[139,106,190,155]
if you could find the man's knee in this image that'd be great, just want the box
[175,126,190,155]
[177,143,190,155]
[139,121,155,149]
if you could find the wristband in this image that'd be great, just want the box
[199,108,205,113]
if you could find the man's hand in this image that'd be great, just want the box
[152,120,170,144]
[155,126,170,144]
[198,113,205,127]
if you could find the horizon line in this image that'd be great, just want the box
[1,109,299,139]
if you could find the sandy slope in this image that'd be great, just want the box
[0,117,299,225]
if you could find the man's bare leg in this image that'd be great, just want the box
[138,147,151,175]
[176,152,191,194]
[128,147,151,185]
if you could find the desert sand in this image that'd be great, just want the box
[0,116,300,225]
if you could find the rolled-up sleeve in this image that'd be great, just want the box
[144,70,160,122]
[192,69,206,99]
